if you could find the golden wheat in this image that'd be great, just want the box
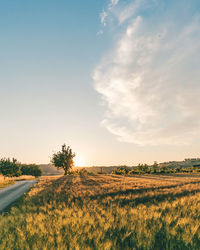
[1,174,200,249]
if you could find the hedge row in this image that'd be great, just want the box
[0,158,41,177]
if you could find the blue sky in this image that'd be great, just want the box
[0,0,200,166]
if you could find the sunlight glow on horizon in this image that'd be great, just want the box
[74,155,86,167]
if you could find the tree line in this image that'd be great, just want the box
[2,144,198,178]
[112,162,200,175]
[0,158,41,177]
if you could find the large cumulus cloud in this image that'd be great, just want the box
[94,0,200,145]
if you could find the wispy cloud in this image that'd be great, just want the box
[99,0,141,28]
[99,0,119,28]
[100,10,108,26]
[94,0,200,145]
[116,0,141,24]
[109,0,119,9]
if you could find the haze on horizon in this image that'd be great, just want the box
[0,0,200,166]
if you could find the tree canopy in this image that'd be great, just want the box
[51,144,76,175]
[21,164,42,177]
[0,158,21,177]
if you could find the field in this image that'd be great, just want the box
[1,174,200,249]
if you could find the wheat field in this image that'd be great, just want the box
[1,174,200,249]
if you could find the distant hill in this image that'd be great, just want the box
[40,158,200,176]
[40,164,64,176]
[159,158,200,168]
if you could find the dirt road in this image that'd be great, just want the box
[0,180,37,212]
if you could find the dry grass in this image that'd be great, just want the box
[0,175,15,188]
[0,175,35,189]
[1,174,200,249]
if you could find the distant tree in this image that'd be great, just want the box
[137,164,149,173]
[0,158,21,177]
[51,144,76,175]
[152,161,159,173]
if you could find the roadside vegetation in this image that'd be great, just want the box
[0,158,41,189]
[1,174,200,249]
[0,175,15,188]
[0,158,41,178]
[0,174,36,189]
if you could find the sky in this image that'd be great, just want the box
[0,0,200,166]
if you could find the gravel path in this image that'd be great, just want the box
[0,180,37,212]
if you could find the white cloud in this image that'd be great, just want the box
[109,0,119,8]
[99,0,119,29]
[116,0,141,24]
[94,1,200,145]
[100,10,108,26]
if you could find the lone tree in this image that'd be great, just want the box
[51,144,75,175]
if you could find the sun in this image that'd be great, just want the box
[74,155,85,167]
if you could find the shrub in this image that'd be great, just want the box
[112,166,129,175]
[78,168,88,176]
[21,164,42,177]
[67,168,94,176]
[128,169,138,175]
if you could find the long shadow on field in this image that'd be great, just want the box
[112,174,200,182]
[79,175,102,187]
[79,175,104,196]
[89,180,200,204]
[30,176,74,205]
[112,187,200,207]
